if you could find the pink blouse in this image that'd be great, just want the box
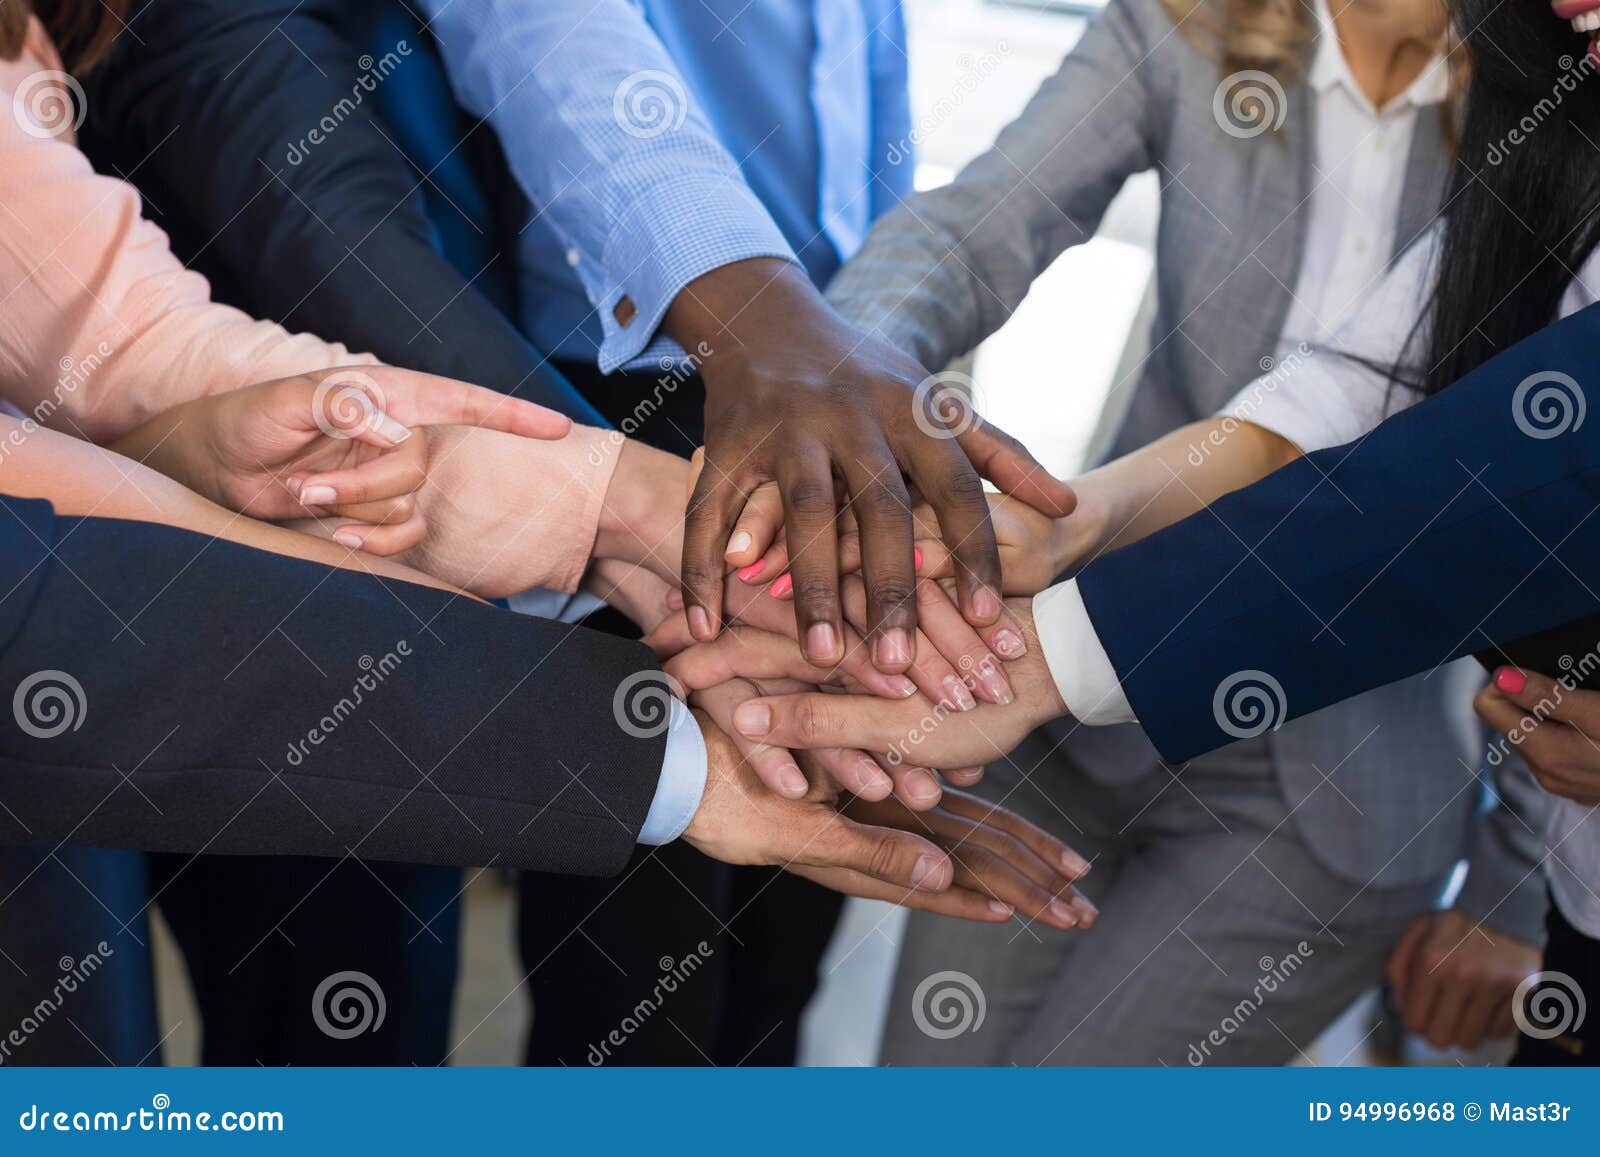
[0,17,616,592]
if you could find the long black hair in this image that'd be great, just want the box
[1411,0,1600,395]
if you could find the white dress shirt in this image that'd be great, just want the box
[1038,3,1448,727]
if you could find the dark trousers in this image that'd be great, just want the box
[517,362,845,1066]
[1512,895,1597,1066]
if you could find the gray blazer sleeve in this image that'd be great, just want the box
[1454,747,1553,945]
[825,0,1167,369]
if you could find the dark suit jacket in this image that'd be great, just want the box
[1079,300,1600,762]
[0,497,663,875]
[79,0,606,426]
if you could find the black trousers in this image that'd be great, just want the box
[1512,894,1597,1066]
[517,362,845,1066]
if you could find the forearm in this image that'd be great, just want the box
[1071,418,1303,557]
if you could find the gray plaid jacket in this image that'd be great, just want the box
[827,0,1549,939]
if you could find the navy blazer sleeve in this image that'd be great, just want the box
[78,0,606,426]
[1078,301,1600,762]
[0,498,663,875]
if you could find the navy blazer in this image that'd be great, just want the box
[0,499,664,875]
[1080,301,1600,762]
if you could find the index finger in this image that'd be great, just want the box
[358,367,574,441]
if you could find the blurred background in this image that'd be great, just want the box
[149,0,1500,1068]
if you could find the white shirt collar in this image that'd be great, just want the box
[1307,0,1449,113]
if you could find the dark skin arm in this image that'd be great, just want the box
[662,257,1077,673]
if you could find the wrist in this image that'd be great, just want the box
[596,440,690,579]
[1045,475,1112,578]
[662,257,826,370]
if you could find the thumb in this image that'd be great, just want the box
[957,419,1076,517]
[791,810,952,892]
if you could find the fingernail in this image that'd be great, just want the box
[332,531,363,550]
[876,628,911,668]
[975,661,1014,706]
[299,485,337,507]
[770,574,793,599]
[667,590,684,610]
[777,765,808,798]
[860,761,893,797]
[1061,849,1091,877]
[889,676,918,698]
[971,586,1000,623]
[1050,899,1079,927]
[908,773,940,803]
[726,531,752,557]
[374,413,413,445]
[688,605,714,640]
[736,562,766,583]
[987,899,1014,917]
[1072,896,1099,925]
[910,854,946,890]
[733,702,771,738]
[1495,667,1527,695]
[993,628,1026,659]
[285,476,303,496]
[913,547,924,572]
[942,676,977,712]
[805,622,840,663]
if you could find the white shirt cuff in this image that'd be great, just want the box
[636,698,707,845]
[1033,580,1136,726]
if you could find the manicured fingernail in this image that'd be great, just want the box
[1061,849,1091,877]
[876,628,911,669]
[299,485,337,506]
[737,561,765,583]
[734,702,771,737]
[910,854,946,890]
[805,622,840,663]
[1495,667,1526,695]
[993,628,1026,659]
[889,676,918,698]
[332,531,363,550]
[987,899,1014,917]
[285,477,303,496]
[1050,899,1079,927]
[975,661,1013,706]
[374,413,413,445]
[942,676,976,712]
[688,605,714,640]
[971,586,1000,623]
[913,547,924,572]
[726,531,752,557]
[770,574,793,598]
[776,765,807,798]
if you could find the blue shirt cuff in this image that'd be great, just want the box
[637,698,707,845]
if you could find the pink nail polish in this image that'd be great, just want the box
[913,547,924,572]
[770,574,793,598]
[1495,667,1527,695]
[737,561,765,583]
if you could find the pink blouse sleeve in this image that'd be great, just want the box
[0,65,372,442]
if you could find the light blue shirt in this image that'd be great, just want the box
[418,0,913,371]
[639,699,707,845]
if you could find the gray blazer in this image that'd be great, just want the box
[827,0,1548,939]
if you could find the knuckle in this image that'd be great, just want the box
[679,560,722,592]
[867,832,904,880]
[857,479,911,520]
[787,478,835,517]
[935,467,987,509]
[795,698,835,744]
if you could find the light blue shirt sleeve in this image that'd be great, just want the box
[637,698,708,845]
[416,0,798,372]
